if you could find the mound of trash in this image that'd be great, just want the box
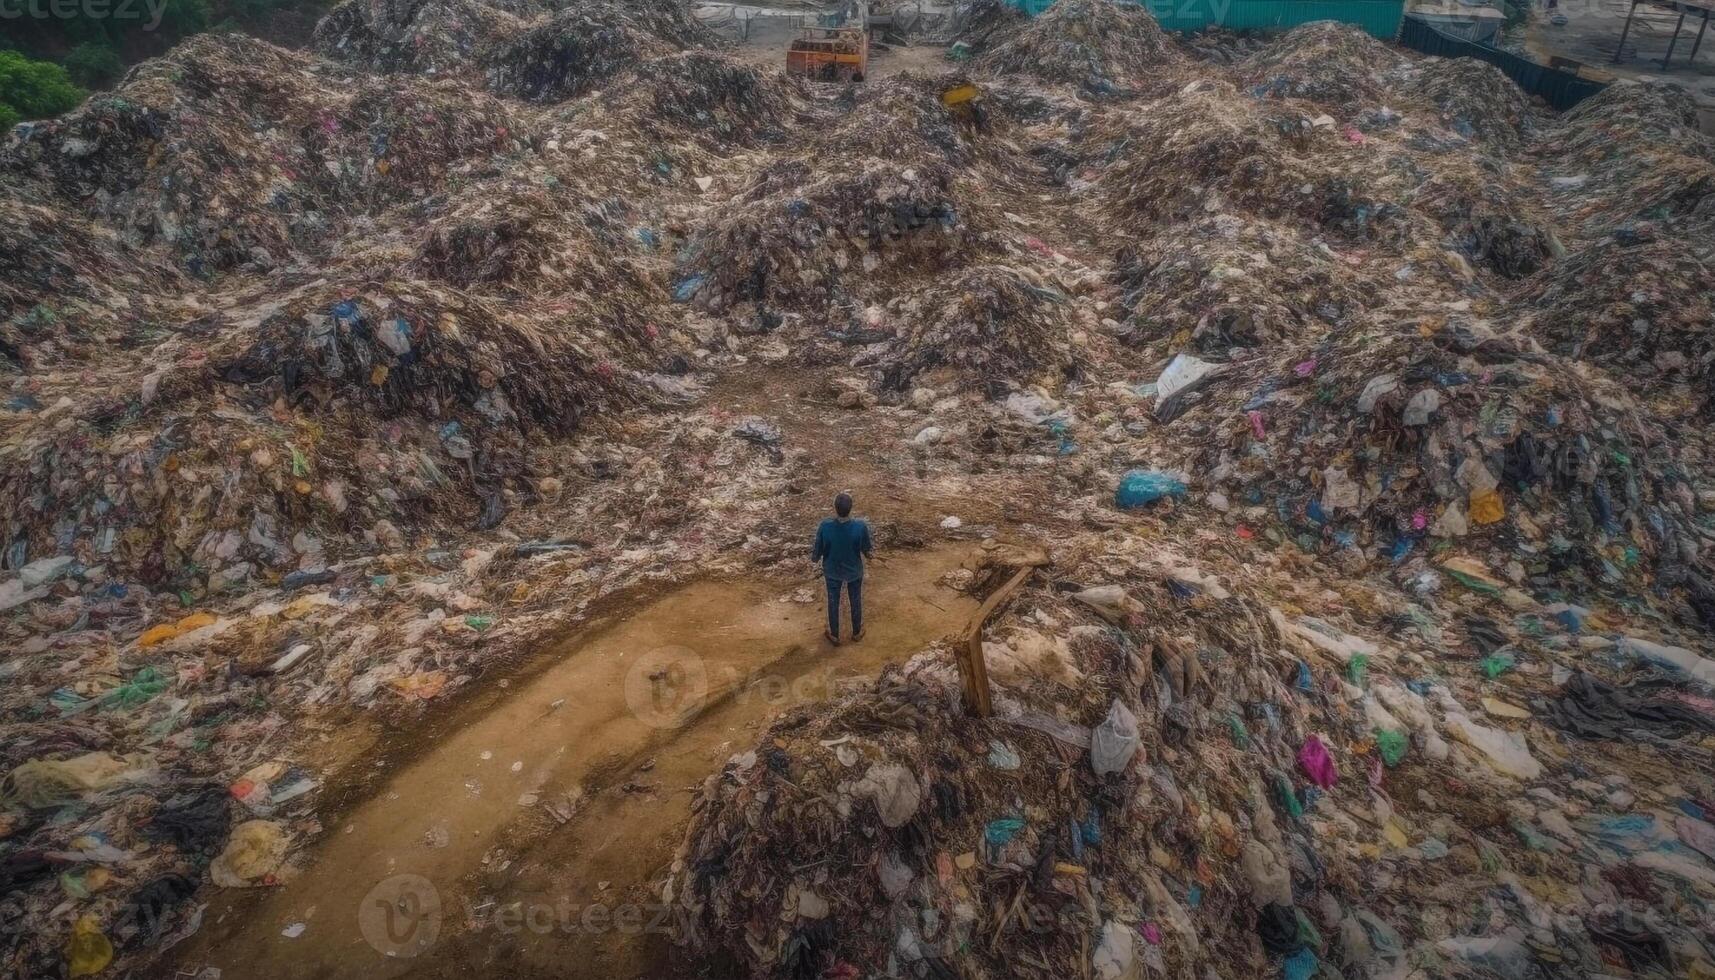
[0,200,187,364]
[0,280,662,589]
[1405,166,1558,277]
[878,264,1079,391]
[812,74,981,166]
[1112,214,1364,351]
[672,539,1715,978]
[1098,83,1395,236]
[679,159,993,311]
[314,0,568,74]
[1240,21,1408,109]
[1392,56,1544,152]
[596,51,800,145]
[1,35,531,271]
[1133,318,1700,598]
[949,0,1029,56]
[404,181,664,296]
[1510,232,1715,387]
[1537,81,1715,237]
[484,0,717,102]
[975,0,1184,90]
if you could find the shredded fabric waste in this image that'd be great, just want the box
[3,1,1715,978]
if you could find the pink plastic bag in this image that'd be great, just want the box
[1299,735,1338,789]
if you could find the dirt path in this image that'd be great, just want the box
[172,542,981,978]
[163,362,1020,979]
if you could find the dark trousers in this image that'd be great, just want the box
[826,577,862,637]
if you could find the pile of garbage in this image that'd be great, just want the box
[1120,309,1702,598]
[0,278,663,592]
[1,34,532,271]
[594,51,802,147]
[1510,232,1715,390]
[314,0,569,74]
[0,200,187,365]
[1536,81,1715,238]
[1112,214,1365,351]
[1096,82,1397,237]
[672,536,1715,977]
[1396,56,1545,153]
[809,74,979,167]
[484,0,717,102]
[1239,21,1408,110]
[679,159,994,312]
[974,0,1184,91]
[947,0,1028,57]
[878,264,1081,392]
[8,1,1715,977]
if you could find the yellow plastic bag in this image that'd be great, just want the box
[1469,488,1505,525]
[67,914,113,977]
[138,611,217,648]
[210,820,290,887]
[3,753,151,809]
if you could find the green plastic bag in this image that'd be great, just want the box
[1375,729,1408,767]
[106,666,168,710]
[1346,653,1369,687]
[1479,653,1515,679]
[1226,715,1250,748]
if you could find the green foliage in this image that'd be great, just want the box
[64,42,126,88]
[5,0,328,100]
[156,0,215,39]
[0,51,88,125]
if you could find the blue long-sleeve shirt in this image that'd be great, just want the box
[812,517,872,582]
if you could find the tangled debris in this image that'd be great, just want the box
[976,0,1184,91]
[6,3,1715,979]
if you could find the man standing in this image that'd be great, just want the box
[812,492,873,645]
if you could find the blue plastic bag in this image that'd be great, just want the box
[1115,470,1186,509]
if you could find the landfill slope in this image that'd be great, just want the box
[3,2,1715,979]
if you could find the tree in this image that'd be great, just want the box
[64,43,126,89]
[0,51,88,125]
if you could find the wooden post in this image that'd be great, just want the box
[957,560,1046,717]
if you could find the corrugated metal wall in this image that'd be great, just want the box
[1006,0,1408,41]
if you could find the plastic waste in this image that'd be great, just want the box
[855,764,921,828]
[1298,735,1337,788]
[1154,353,1227,420]
[210,819,291,888]
[878,851,914,899]
[985,817,1026,849]
[1618,635,1715,687]
[138,611,219,648]
[1446,714,1542,780]
[1115,470,1186,509]
[67,915,113,978]
[1091,699,1141,776]
[4,752,155,809]
[1242,841,1292,906]
[1093,919,1138,980]
[1436,929,1531,975]
[1374,729,1407,767]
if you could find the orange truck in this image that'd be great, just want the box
[786,27,869,82]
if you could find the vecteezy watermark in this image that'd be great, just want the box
[356,874,685,958]
[0,0,169,31]
[621,644,873,729]
[359,874,443,959]
[622,644,710,729]
[475,899,683,938]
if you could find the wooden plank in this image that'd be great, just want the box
[957,563,1039,718]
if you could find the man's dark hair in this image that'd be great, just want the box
[835,492,853,517]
